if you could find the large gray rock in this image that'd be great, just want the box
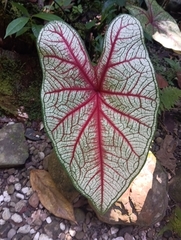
[95,152,168,226]
[169,168,181,203]
[0,123,28,168]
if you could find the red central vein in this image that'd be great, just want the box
[95,94,104,209]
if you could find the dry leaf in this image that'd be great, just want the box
[156,135,177,173]
[156,73,168,89]
[30,169,76,222]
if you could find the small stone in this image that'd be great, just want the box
[0,222,11,238]
[2,208,11,220]
[85,212,92,225]
[0,219,6,225]
[58,233,66,240]
[7,229,16,239]
[46,217,52,223]
[75,231,85,239]
[28,192,39,208]
[17,224,31,234]
[11,213,23,223]
[124,233,135,240]
[44,221,60,239]
[102,233,109,240]
[39,151,45,160]
[155,137,163,145]
[33,232,40,240]
[69,228,76,237]
[15,183,21,191]
[30,229,36,234]
[44,147,52,156]
[21,187,29,194]
[74,208,85,223]
[7,175,18,183]
[3,191,11,202]
[60,222,66,231]
[21,235,31,240]
[15,200,27,212]
[0,194,4,203]
[16,193,24,200]
[7,184,15,194]
[39,233,53,240]
[112,237,124,240]
[110,227,119,235]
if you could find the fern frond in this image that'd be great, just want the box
[159,87,181,112]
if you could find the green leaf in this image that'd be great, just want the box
[4,17,30,38]
[160,87,181,112]
[127,0,181,51]
[32,13,62,21]
[85,20,96,29]
[54,0,72,7]
[31,24,43,38]
[11,2,30,17]
[15,26,31,37]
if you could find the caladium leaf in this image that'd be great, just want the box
[37,14,159,213]
[127,0,181,52]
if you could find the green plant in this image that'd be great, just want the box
[159,206,181,237]
[4,2,63,38]
[159,87,181,112]
[37,14,159,213]
[127,0,181,52]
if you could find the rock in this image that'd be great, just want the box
[44,222,60,238]
[25,128,41,141]
[39,233,53,240]
[11,213,23,223]
[95,152,168,226]
[110,227,119,235]
[0,221,11,238]
[28,192,39,208]
[0,123,29,168]
[16,193,24,200]
[169,168,181,203]
[15,200,27,212]
[14,183,21,191]
[74,208,85,224]
[46,217,52,223]
[33,232,40,240]
[124,233,134,240]
[75,231,85,239]
[69,228,76,237]
[59,222,66,231]
[3,191,11,202]
[2,208,11,220]
[7,184,15,195]
[17,224,30,234]
[112,237,124,240]
[7,228,16,239]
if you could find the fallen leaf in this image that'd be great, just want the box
[30,169,76,222]
[176,71,181,89]
[163,111,176,133]
[156,73,168,89]
[156,135,177,173]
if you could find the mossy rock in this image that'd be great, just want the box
[0,49,42,119]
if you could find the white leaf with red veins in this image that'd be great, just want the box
[37,14,159,213]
